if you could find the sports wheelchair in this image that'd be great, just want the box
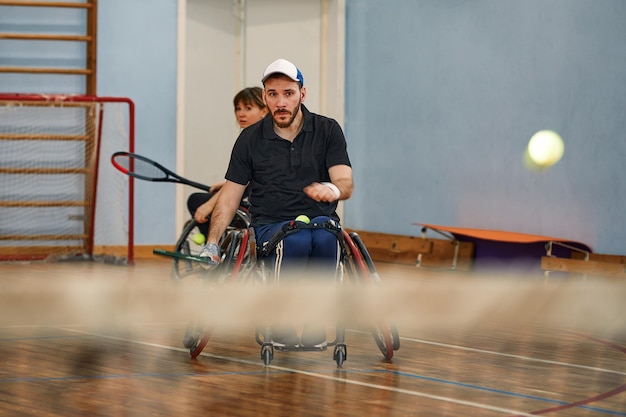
[167,210,400,367]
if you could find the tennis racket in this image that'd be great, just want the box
[111,151,211,192]
[152,248,216,265]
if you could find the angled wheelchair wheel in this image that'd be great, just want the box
[343,230,399,360]
[350,232,400,351]
[371,322,394,360]
[224,225,256,278]
[183,321,214,358]
[172,214,253,358]
[181,232,247,358]
[349,232,380,283]
[339,230,368,286]
[390,324,400,351]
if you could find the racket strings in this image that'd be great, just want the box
[116,155,167,180]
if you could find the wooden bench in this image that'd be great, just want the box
[346,229,474,271]
[541,256,626,279]
[571,252,626,264]
[350,225,622,279]
[541,243,626,279]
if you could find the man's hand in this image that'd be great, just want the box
[304,165,353,202]
[194,191,221,223]
[304,182,340,202]
[194,200,213,223]
[209,181,225,193]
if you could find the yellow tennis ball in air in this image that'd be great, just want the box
[192,233,205,245]
[295,215,310,224]
[526,130,564,169]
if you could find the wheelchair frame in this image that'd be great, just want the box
[168,212,399,367]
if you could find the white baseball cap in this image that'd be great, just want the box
[262,58,304,86]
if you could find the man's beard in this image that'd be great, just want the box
[272,100,301,128]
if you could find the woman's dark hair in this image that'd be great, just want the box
[233,87,265,110]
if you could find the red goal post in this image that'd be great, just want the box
[0,94,135,264]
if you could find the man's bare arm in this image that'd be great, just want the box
[207,180,247,244]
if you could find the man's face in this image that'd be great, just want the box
[263,75,306,128]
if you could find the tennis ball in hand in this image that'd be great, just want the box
[525,130,564,169]
[295,215,310,224]
[192,233,206,245]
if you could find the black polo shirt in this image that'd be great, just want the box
[224,104,351,226]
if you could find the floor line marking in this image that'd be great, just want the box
[373,369,626,416]
[56,326,539,417]
[347,330,626,377]
[8,324,624,376]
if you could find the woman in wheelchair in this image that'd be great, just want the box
[200,58,353,350]
[186,87,267,238]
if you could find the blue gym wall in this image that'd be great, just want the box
[2,1,625,255]
[343,0,626,254]
[97,0,178,245]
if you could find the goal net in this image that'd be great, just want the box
[0,94,135,264]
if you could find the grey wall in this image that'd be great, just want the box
[344,0,626,254]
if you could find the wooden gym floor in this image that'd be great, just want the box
[0,259,624,416]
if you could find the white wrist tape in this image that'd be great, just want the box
[321,182,341,200]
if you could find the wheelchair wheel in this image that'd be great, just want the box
[171,216,253,284]
[183,321,213,358]
[261,344,273,366]
[350,232,400,351]
[349,232,380,282]
[390,323,400,351]
[171,219,208,283]
[190,333,211,358]
[339,230,368,286]
[172,216,253,358]
[343,230,399,360]
[371,322,394,360]
[333,344,347,367]
[219,228,253,283]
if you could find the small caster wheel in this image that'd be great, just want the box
[333,344,347,367]
[261,344,274,366]
[335,350,345,367]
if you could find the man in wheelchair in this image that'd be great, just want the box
[200,58,353,349]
